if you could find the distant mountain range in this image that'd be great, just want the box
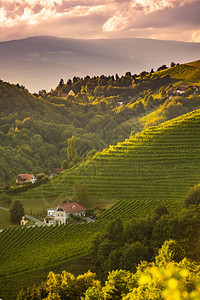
[0,36,200,92]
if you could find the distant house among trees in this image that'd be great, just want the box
[176,85,187,94]
[45,203,87,225]
[116,101,124,107]
[20,216,29,226]
[50,168,64,177]
[192,85,200,94]
[68,90,75,96]
[60,92,68,98]
[16,174,36,184]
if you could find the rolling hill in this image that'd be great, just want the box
[2,106,200,299]
[153,60,200,86]
[0,36,200,92]
[13,107,200,215]
[1,72,200,298]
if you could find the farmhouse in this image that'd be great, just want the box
[45,203,87,225]
[16,174,36,184]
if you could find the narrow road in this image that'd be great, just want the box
[0,206,41,223]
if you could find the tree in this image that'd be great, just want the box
[105,218,124,242]
[154,205,169,217]
[58,78,64,88]
[170,62,176,67]
[67,136,78,162]
[155,240,185,266]
[0,192,11,206]
[61,160,69,170]
[9,200,25,224]
[185,183,200,207]
[119,242,150,272]
[102,270,132,299]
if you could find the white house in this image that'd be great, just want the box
[45,203,87,225]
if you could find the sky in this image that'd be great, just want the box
[0,0,200,42]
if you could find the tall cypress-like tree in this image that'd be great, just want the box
[67,135,78,162]
[9,200,25,225]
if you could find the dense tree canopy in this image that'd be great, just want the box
[17,240,200,300]
[9,200,25,224]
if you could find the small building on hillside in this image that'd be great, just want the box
[16,174,36,185]
[68,90,75,96]
[192,85,200,94]
[50,168,64,177]
[60,92,68,98]
[116,101,124,107]
[20,216,29,226]
[176,85,187,94]
[45,203,87,225]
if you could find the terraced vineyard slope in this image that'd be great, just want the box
[16,108,200,211]
[0,197,181,279]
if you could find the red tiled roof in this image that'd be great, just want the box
[61,93,68,97]
[17,174,34,181]
[177,85,187,91]
[60,202,87,212]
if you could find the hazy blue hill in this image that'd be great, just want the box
[0,36,200,92]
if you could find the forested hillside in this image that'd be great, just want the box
[1,60,200,300]
[1,60,200,185]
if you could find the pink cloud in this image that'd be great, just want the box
[0,0,199,42]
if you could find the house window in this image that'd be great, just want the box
[72,205,76,210]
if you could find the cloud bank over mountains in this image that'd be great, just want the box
[0,0,199,42]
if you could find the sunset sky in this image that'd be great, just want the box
[0,0,200,42]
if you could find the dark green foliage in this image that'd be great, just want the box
[16,243,200,300]
[67,135,78,163]
[9,200,25,224]
[185,183,200,207]
[154,205,169,217]
[104,218,124,242]
[0,192,11,206]
[92,205,200,279]
[119,242,150,272]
